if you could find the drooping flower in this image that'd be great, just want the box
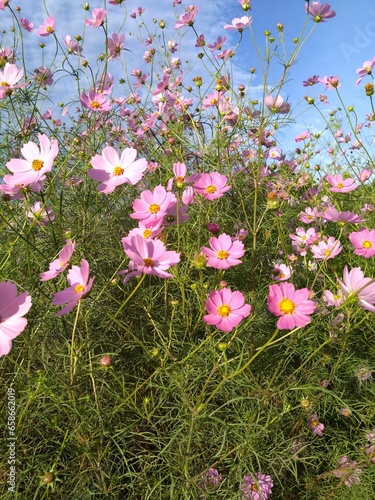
[85,8,107,28]
[241,473,274,500]
[38,16,56,37]
[203,287,251,332]
[131,185,177,227]
[6,133,58,186]
[63,35,83,56]
[0,62,27,99]
[337,266,375,313]
[193,172,230,200]
[40,239,76,281]
[0,281,32,357]
[88,146,147,194]
[349,228,375,258]
[305,2,336,23]
[80,90,112,112]
[267,282,316,330]
[201,233,245,270]
[322,206,365,224]
[121,234,180,282]
[326,174,357,193]
[309,414,324,436]
[52,260,95,316]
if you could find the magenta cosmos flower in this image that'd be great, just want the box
[201,233,245,270]
[337,266,375,313]
[193,172,230,201]
[6,133,58,186]
[88,146,147,194]
[305,2,336,23]
[121,234,180,282]
[267,282,316,330]
[0,63,27,99]
[203,288,251,332]
[40,239,76,281]
[131,185,177,227]
[326,174,357,193]
[80,90,111,112]
[38,16,56,36]
[0,281,32,357]
[52,260,95,316]
[349,228,375,258]
[241,472,274,500]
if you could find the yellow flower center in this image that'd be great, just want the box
[32,159,44,171]
[143,258,154,267]
[217,250,229,259]
[46,26,53,33]
[324,250,331,257]
[149,203,160,214]
[337,182,343,189]
[205,185,217,194]
[363,240,372,249]
[75,284,85,294]
[90,101,101,109]
[279,298,295,314]
[217,304,231,317]
[113,166,124,176]
[143,229,152,238]
[311,418,319,428]
[1,81,9,86]
[210,98,217,105]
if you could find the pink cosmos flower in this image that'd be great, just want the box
[64,35,83,55]
[52,260,94,316]
[322,206,365,224]
[121,234,180,282]
[356,58,375,85]
[267,282,316,330]
[38,16,56,37]
[241,473,274,500]
[0,0,8,10]
[299,207,321,224]
[199,468,222,490]
[167,162,188,191]
[271,263,292,281]
[27,201,55,226]
[20,18,34,32]
[295,131,311,142]
[201,234,245,270]
[264,94,290,114]
[309,414,324,436]
[88,146,147,194]
[80,90,111,112]
[310,236,342,261]
[34,66,54,86]
[193,172,231,201]
[337,266,375,313]
[85,8,107,28]
[326,174,357,193]
[6,134,58,186]
[349,228,375,258]
[40,239,76,281]
[203,288,251,332]
[319,75,340,89]
[322,289,344,307]
[131,185,177,227]
[289,227,318,256]
[0,281,32,357]
[174,5,198,28]
[224,16,251,32]
[303,75,319,86]
[305,2,336,23]
[0,62,27,99]
[358,168,372,182]
[107,33,125,60]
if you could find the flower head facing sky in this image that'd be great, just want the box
[349,228,375,258]
[203,288,251,332]
[241,473,274,500]
[201,233,245,270]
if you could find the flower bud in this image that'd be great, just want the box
[365,83,374,96]
[276,23,283,32]
[193,252,207,269]
[100,356,112,367]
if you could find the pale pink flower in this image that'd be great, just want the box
[305,2,336,23]
[80,90,111,112]
[322,206,365,224]
[108,33,125,60]
[34,66,54,86]
[203,288,251,332]
[0,281,32,357]
[337,266,375,312]
[267,282,316,330]
[358,168,372,182]
[224,16,251,32]
[322,289,344,307]
[295,131,311,142]
[131,185,177,227]
[64,35,83,55]
[174,5,198,28]
[20,18,34,32]
[310,236,342,261]
[355,58,375,85]
[201,233,245,270]
[241,472,274,500]
[40,239,76,281]
[264,94,290,114]
[319,75,340,89]
[85,8,107,29]
[52,260,95,316]
[326,174,357,193]
[349,228,375,258]
[6,134,58,186]
[121,234,180,282]
[309,414,324,436]
[289,227,318,256]
[38,16,56,37]
[27,201,55,226]
[193,172,230,201]
[299,207,321,224]
[0,62,27,99]
[88,146,147,194]
[0,0,8,11]
[271,263,292,281]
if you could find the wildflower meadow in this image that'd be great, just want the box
[1,0,375,498]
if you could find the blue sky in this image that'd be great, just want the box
[1,0,375,159]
